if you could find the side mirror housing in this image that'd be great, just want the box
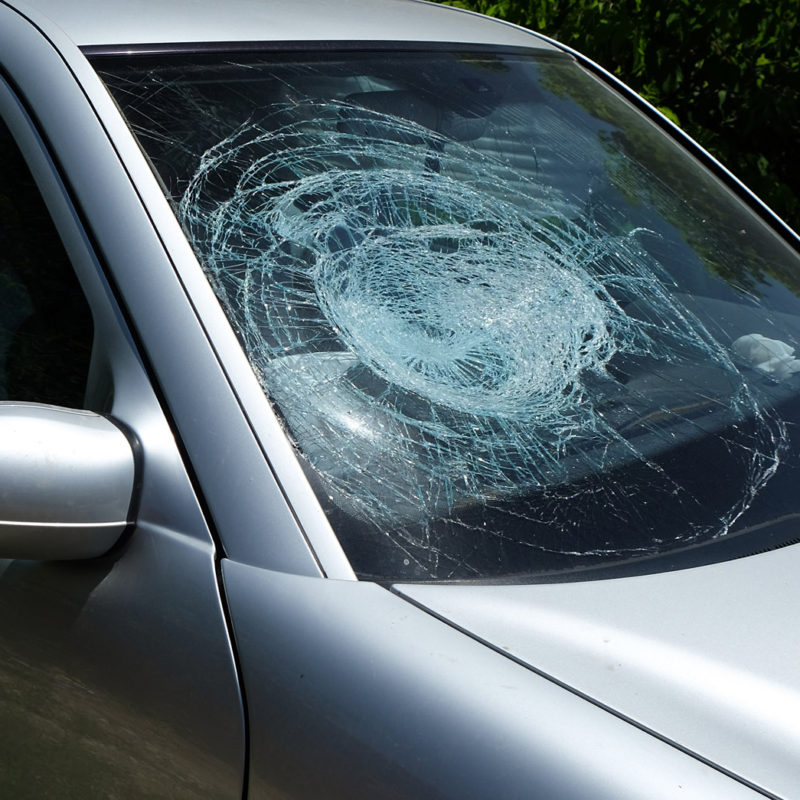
[0,402,137,560]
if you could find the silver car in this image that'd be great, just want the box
[1,0,799,797]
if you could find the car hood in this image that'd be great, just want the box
[394,542,800,799]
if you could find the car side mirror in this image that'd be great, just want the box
[0,402,137,560]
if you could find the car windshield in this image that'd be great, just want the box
[93,47,800,582]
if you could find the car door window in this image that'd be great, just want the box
[0,116,92,408]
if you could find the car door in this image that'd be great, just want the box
[0,8,245,797]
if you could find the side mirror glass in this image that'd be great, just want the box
[0,402,137,560]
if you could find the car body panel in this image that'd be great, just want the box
[1,6,246,796]
[223,558,762,799]
[397,543,800,799]
[0,529,244,797]
[4,0,555,49]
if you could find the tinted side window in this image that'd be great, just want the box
[0,116,92,407]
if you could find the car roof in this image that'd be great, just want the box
[7,0,556,50]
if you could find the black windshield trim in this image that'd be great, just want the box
[82,39,565,59]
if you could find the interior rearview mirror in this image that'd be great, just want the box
[0,402,137,560]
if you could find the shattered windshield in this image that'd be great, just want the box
[94,48,800,582]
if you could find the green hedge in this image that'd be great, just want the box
[432,0,799,232]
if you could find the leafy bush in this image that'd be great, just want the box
[433,0,799,232]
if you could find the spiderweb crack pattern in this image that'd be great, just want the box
[180,101,779,578]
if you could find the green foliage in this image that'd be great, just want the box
[433,0,800,232]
